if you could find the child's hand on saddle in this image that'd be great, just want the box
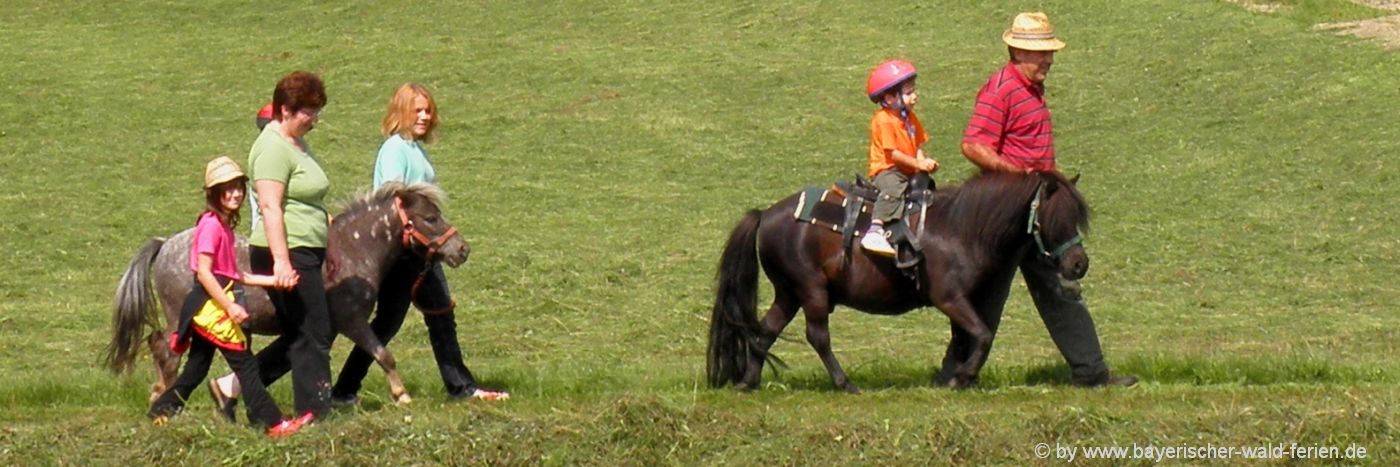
[918,158,940,173]
[227,303,250,324]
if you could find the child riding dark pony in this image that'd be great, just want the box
[862,59,940,256]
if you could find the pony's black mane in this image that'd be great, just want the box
[935,171,1090,244]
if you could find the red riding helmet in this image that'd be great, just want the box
[866,60,917,103]
[255,103,274,130]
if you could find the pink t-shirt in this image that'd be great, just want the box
[189,212,241,280]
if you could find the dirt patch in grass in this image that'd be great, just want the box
[1349,0,1400,11]
[1224,0,1286,13]
[1316,14,1400,49]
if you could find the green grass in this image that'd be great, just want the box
[3,0,1400,464]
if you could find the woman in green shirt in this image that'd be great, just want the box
[210,71,335,421]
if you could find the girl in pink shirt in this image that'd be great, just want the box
[147,156,307,437]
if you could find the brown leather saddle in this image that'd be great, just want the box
[793,173,936,272]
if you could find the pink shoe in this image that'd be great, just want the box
[265,412,315,438]
[265,419,301,438]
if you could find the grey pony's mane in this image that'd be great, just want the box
[335,182,446,218]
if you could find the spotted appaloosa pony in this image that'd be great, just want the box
[105,182,467,404]
[707,171,1090,391]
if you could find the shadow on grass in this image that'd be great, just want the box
[742,354,1393,392]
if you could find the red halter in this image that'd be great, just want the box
[394,196,458,258]
[395,196,460,312]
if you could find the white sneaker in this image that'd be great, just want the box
[861,224,896,257]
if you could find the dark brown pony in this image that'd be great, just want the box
[707,171,1089,391]
[104,182,467,404]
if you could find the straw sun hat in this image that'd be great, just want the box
[204,156,247,189]
[1002,12,1066,51]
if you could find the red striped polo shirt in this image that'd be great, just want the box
[962,62,1056,171]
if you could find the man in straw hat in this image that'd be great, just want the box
[947,12,1137,388]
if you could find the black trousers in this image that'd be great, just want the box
[936,251,1109,384]
[149,281,283,428]
[249,246,333,417]
[331,253,479,398]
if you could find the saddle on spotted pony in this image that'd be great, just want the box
[792,173,937,272]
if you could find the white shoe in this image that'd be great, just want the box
[861,225,896,257]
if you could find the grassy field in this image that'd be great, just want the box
[2,0,1399,464]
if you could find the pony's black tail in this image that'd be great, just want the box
[103,237,165,374]
[707,209,769,388]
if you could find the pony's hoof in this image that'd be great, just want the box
[733,382,756,392]
[394,393,413,405]
[841,384,862,395]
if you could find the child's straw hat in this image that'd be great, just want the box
[204,156,246,189]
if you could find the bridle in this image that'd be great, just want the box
[1026,180,1083,262]
[394,196,458,259]
[394,196,460,307]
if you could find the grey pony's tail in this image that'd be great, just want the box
[103,237,165,374]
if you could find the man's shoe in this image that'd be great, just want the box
[207,378,238,422]
[1072,373,1139,388]
[861,225,896,257]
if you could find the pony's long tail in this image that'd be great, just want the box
[707,209,769,388]
[103,237,165,374]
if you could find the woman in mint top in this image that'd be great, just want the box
[210,71,335,422]
[330,83,508,403]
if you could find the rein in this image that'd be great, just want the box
[1026,180,1082,261]
[394,196,458,303]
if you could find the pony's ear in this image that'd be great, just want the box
[1038,171,1060,196]
[1070,173,1080,186]
[397,192,418,210]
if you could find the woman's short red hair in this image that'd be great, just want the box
[271,71,327,120]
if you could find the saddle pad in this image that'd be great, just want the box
[793,186,873,236]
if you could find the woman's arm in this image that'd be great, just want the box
[255,179,300,289]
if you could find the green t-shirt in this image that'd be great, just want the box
[247,122,330,249]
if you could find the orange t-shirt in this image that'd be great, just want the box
[867,107,929,177]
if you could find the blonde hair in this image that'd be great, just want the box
[380,83,439,143]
